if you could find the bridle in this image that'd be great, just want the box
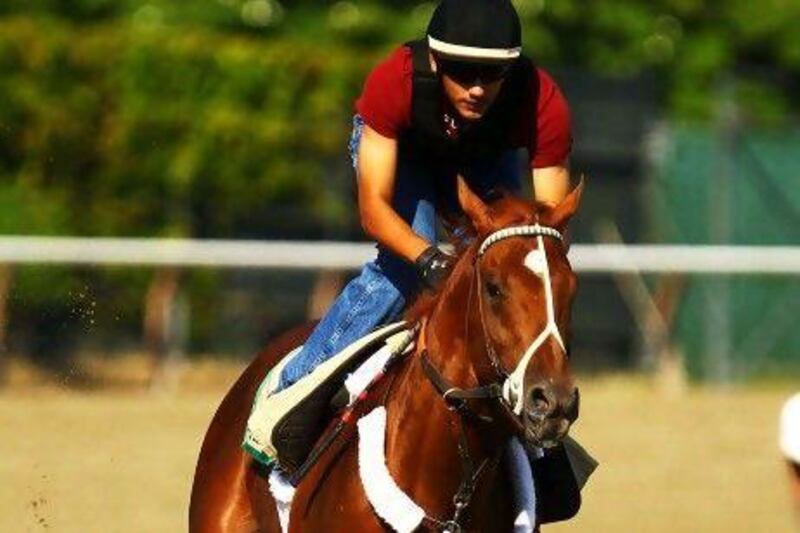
[418,223,567,532]
[477,224,567,415]
[422,222,567,418]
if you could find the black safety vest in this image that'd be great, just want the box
[403,39,539,169]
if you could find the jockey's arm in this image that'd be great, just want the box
[532,164,570,207]
[357,125,431,264]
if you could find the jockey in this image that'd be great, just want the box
[275,0,572,393]
[247,0,583,521]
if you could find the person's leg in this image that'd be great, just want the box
[276,124,437,390]
[276,262,405,389]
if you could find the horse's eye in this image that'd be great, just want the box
[485,280,503,300]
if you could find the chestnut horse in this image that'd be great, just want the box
[190,178,583,532]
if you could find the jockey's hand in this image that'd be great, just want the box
[414,246,456,291]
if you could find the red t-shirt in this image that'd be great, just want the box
[355,46,572,169]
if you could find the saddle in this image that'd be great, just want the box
[243,322,415,475]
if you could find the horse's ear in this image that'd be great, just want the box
[457,175,494,234]
[548,176,584,229]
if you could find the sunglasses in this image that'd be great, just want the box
[436,58,512,85]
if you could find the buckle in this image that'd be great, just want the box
[442,388,467,412]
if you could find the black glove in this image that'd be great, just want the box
[414,246,455,291]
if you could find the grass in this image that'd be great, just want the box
[0,362,797,532]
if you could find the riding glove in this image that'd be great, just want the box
[414,246,455,291]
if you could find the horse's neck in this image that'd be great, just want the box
[381,269,505,516]
[382,355,486,517]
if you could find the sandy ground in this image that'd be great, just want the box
[1,363,797,532]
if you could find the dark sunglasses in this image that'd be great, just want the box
[436,58,512,85]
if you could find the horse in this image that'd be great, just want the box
[190,176,584,532]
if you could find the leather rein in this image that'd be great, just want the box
[418,223,565,532]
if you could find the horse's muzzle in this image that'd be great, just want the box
[523,382,579,448]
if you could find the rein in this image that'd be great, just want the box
[417,223,565,531]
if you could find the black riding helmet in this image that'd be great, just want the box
[427,0,522,62]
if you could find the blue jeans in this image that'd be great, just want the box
[277,115,523,390]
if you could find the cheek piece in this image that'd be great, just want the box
[476,226,566,416]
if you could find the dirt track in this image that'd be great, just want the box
[1,368,796,532]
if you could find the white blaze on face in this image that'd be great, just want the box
[502,236,566,415]
[524,246,548,277]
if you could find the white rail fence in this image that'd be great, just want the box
[1,236,799,274]
[1,237,797,387]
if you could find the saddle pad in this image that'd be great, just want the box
[243,321,410,474]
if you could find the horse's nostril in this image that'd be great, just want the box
[529,385,551,413]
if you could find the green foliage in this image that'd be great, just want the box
[0,7,385,355]
[0,15,378,238]
[514,0,800,121]
[1,1,798,357]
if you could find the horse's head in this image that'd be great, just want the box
[455,176,583,448]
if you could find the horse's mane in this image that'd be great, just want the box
[405,194,549,324]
